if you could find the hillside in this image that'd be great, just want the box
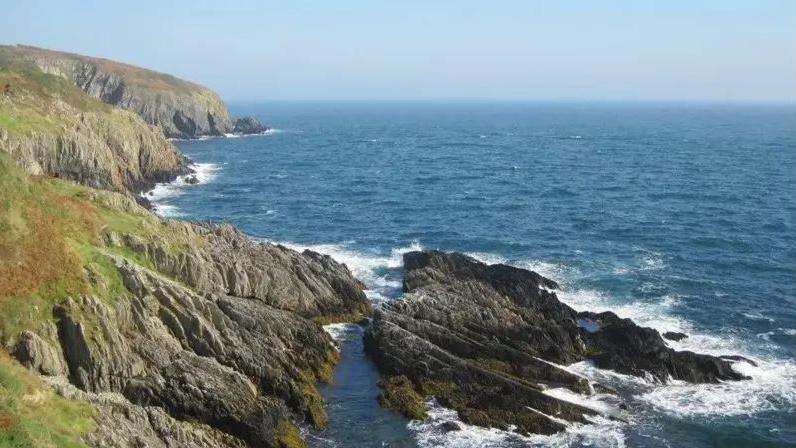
[0,150,370,447]
[0,49,189,193]
[2,45,234,138]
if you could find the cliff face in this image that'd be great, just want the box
[0,154,371,448]
[3,45,234,139]
[0,54,189,193]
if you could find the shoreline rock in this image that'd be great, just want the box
[365,250,748,436]
[233,116,270,135]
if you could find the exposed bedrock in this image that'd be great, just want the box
[6,45,235,138]
[11,226,371,447]
[365,250,748,436]
[110,222,371,320]
[233,116,269,135]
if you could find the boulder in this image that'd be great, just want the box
[234,116,269,135]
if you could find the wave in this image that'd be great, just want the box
[223,129,281,138]
[271,240,423,301]
[440,250,796,425]
[145,162,220,217]
[510,257,796,422]
[410,398,627,448]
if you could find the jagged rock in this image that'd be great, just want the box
[11,329,67,376]
[234,116,269,134]
[5,45,234,138]
[365,250,748,436]
[118,222,370,319]
[0,52,190,193]
[185,174,200,184]
[46,377,248,448]
[663,331,688,341]
[439,421,461,432]
[16,251,352,447]
[7,213,370,447]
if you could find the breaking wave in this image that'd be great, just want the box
[144,162,220,217]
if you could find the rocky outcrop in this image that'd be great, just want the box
[5,45,234,138]
[107,222,370,320]
[365,250,747,436]
[12,243,368,447]
[0,156,371,446]
[0,110,190,193]
[0,52,190,193]
[233,116,269,135]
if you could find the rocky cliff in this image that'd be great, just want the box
[0,153,370,448]
[3,45,234,138]
[0,50,190,193]
[365,250,749,436]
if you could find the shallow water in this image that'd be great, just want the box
[150,102,796,447]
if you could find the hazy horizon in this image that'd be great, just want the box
[2,1,794,103]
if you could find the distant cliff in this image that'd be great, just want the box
[2,45,234,139]
[0,48,189,193]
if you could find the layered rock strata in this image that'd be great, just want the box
[365,250,747,435]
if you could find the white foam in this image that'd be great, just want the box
[145,162,220,216]
[151,204,184,218]
[744,312,776,323]
[322,323,354,341]
[465,252,507,265]
[637,359,796,417]
[272,240,423,301]
[465,253,796,422]
[757,328,796,341]
[410,398,627,448]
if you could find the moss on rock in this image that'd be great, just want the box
[377,375,427,420]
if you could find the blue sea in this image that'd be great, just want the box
[149,102,796,448]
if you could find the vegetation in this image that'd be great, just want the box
[0,352,94,448]
[377,375,427,420]
[273,420,306,448]
[0,45,227,119]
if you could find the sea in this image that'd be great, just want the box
[147,101,796,448]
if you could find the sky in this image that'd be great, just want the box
[1,0,794,102]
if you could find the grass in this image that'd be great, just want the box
[1,45,225,112]
[0,352,94,448]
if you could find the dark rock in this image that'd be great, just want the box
[233,116,269,135]
[10,218,371,447]
[365,250,748,437]
[184,175,199,185]
[720,355,759,367]
[662,331,688,341]
[439,421,461,432]
[579,311,747,383]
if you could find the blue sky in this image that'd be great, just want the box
[1,0,794,102]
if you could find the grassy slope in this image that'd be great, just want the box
[0,352,94,448]
[0,48,112,135]
[1,45,226,118]
[0,151,329,447]
[0,152,200,446]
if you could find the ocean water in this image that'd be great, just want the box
[149,102,796,448]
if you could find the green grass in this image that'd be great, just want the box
[0,352,94,448]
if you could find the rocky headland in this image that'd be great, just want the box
[0,45,365,448]
[2,45,272,139]
[364,250,748,435]
[0,44,752,448]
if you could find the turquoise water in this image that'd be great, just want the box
[151,102,796,447]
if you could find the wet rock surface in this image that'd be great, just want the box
[365,250,748,436]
